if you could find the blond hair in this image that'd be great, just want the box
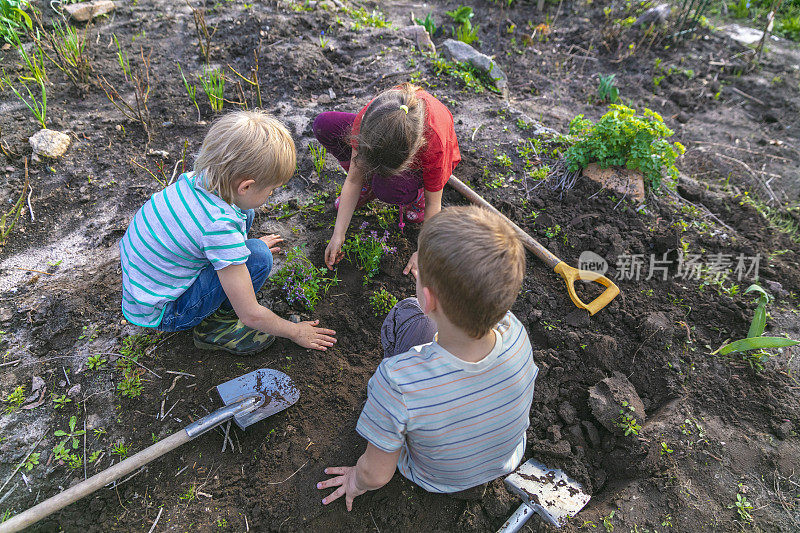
[353,82,426,177]
[418,206,525,338]
[194,110,296,204]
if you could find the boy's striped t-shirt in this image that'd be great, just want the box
[119,173,249,327]
[356,312,538,493]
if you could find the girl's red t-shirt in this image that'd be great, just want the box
[350,89,461,192]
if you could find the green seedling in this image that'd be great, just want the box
[55,415,85,449]
[596,73,620,103]
[445,5,474,25]
[602,510,615,532]
[201,67,225,112]
[178,62,201,121]
[87,354,107,371]
[731,492,753,522]
[660,441,673,455]
[0,0,31,44]
[712,284,799,370]
[52,394,72,409]
[179,484,197,502]
[455,19,479,44]
[344,6,391,29]
[112,33,130,80]
[22,452,39,471]
[88,450,101,463]
[2,385,25,413]
[615,401,641,436]
[3,74,46,128]
[271,246,338,311]
[318,30,328,48]
[415,13,436,36]
[308,143,327,178]
[369,288,398,317]
[9,31,46,85]
[342,224,397,284]
[111,441,130,458]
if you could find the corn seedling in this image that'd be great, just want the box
[201,67,225,113]
[178,62,201,121]
[52,393,71,409]
[369,288,398,317]
[187,0,216,65]
[712,284,799,370]
[415,13,436,36]
[596,73,620,103]
[3,73,46,128]
[2,385,25,413]
[98,47,152,142]
[112,34,130,81]
[308,143,326,178]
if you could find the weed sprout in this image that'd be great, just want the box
[201,68,225,113]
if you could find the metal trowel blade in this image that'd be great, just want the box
[503,458,590,528]
[216,368,300,430]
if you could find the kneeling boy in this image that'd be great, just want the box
[317,205,538,509]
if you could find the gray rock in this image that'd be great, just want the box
[582,420,601,448]
[764,280,789,298]
[441,39,507,93]
[64,0,115,22]
[29,129,71,159]
[635,4,671,25]
[546,424,562,442]
[401,25,436,55]
[558,401,578,425]
[0,307,13,322]
[67,384,81,397]
[86,413,102,430]
[588,371,646,435]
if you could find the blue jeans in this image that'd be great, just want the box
[157,209,273,332]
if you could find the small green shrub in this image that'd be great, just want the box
[342,223,396,284]
[271,246,338,310]
[729,0,749,18]
[415,13,436,36]
[564,104,686,191]
[777,15,800,41]
[369,288,398,316]
[2,385,25,414]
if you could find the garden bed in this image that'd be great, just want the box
[1,0,799,531]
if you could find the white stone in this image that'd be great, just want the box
[720,24,764,45]
[29,129,71,159]
[64,0,115,22]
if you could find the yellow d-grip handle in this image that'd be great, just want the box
[553,262,620,315]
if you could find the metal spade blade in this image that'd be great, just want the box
[216,368,300,430]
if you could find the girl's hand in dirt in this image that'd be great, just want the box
[325,234,345,270]
[291,319,337,351]
[259,234,284,254]
[317,466,366,511]
[403,251,419,279]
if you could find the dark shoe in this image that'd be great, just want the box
[193,308,275,355]
[448,482,488,501]
[335,184,375,211]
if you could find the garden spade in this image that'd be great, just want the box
[447,175,620,315]
[0,369,299,533]
[497,458,590,532]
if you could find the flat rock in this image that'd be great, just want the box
[29,128,71,158]
[441,39,507,93]
[64,0,115,22]
[401,25,435,54]
[588,371,646,435]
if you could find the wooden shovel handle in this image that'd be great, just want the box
[446,175,620,315]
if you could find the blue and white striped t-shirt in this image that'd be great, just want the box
[119,173,249,327]
[356,312,538,493]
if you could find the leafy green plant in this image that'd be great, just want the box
[201,68,225,112]
[271,246,338,310]
[430,56,500,94]
[731,492,753,522]
[446,5,474,25]
[415,13,437,36]
[22,452,39,471]
[345,6,391,29]
[369,288,398,317]
[2,385,25,414]
[115,334,158,398]
[660,441,673,455]
[342,223,396,284]
[564,105,686,191]
[111,441,130,459]
[712,284,799,370]
[87,354,107,371]
[777,15,800,41]
[615,401,641,436]
[88,450,101,464]
[597,73,620,103]
[455,20,479,44]
[52,394,71,409]
[0,0,31,44]
[178,62,201,121]
[55,415,85,449]
[729,0,749,18]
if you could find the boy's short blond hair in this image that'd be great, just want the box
[194,110,296,203]
[418,206,525,338]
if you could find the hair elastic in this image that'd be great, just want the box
[399,105,409,114]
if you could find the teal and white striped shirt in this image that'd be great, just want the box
[120,173,249,327]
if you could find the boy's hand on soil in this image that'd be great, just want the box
[259,234,284,254]
[324,235,345,270]
[317,466,365,511]
[403,251,419,279]
[291,319,336,351]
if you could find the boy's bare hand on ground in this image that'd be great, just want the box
[259,234,284,254]
[317,466,365,511]
[403,251,418,279]
[292,319,336,351]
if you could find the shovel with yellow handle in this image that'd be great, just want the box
[447,175,620,315]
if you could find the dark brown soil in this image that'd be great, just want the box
[1,1,799,532]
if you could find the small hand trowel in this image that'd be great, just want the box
[497,459,590,533]
[0,369,299,533]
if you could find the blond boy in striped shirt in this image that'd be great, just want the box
[318,206,538,508]
[120,111,336,355]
